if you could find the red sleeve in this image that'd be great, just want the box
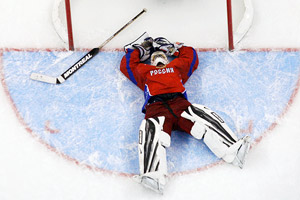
[171,46,199,84]
[120,49,144,90]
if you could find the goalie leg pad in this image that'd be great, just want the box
[137,116,170,193]
[202,128,236,160]
[189,120,207,140]
[181,104,238,144]
[181,104,249,164]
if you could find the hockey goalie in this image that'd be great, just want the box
[120,32,251,194]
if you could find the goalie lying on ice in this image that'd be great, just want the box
[119,32,251,194]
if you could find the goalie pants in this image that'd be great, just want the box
[145,95,194,136]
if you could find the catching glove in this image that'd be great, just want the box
[153,37,183,56]
[124,32,154,62]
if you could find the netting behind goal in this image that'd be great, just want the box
[52,0,74,50]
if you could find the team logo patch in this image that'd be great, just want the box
[1,49,299,175]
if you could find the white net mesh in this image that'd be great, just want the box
[52,0,68,48]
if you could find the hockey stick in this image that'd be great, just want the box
[30,8,147,84]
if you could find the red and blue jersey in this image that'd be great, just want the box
[120,46,199,112]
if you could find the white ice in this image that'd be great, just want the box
[1,0,300,199]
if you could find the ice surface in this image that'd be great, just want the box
[2,50,299,176]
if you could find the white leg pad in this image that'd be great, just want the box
[222,139,244,162]
[189,121,206,139]
[137,116,170,193]
[202,128,230,159]
[182,104,238,142]
[203,130,246,163]
[181,104,249,164]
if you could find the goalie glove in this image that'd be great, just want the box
[153,37,183,56]
[133,37,154,62]
[124,32,154,62]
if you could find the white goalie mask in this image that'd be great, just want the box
[150,51,169,66]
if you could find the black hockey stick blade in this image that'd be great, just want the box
[30,48,99,84]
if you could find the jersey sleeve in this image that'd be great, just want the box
[173,46,199,84]
[120,49,145,90]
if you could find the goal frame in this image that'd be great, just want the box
[227,0,234,51]
[54,0,253,51]
[64,0,74,51]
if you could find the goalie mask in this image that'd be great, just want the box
[150,51,169,66]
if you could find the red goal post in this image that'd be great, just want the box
[227,0,234,51]
[64,0,74,51]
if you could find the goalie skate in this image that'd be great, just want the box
[232,136,251,169]
[133,174,165,194]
